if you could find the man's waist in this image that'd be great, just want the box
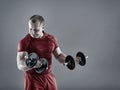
[25,65,52,75]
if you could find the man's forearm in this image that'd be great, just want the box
[18,64,33,71]
[56,53,66,64]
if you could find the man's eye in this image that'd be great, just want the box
[30,29,32,30]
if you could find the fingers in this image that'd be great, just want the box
[33,60,42,68]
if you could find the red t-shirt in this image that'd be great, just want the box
[17,32,58,75]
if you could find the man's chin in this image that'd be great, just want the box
[31,34,39,38]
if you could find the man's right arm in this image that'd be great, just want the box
[17,51,42,72]
[17,51,33,71]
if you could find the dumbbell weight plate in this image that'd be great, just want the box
[35,58,48,73]
[65,55,75,70]
[76,52,86,66]
[26,53,38,68]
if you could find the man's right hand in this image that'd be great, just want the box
[33,60,42,68]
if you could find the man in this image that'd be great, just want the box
[17,15,68,90]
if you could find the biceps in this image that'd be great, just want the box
[17,52,28,65]
[53,47,62,58]
[17,52,28,60]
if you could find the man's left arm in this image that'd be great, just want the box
[53,47,66,64]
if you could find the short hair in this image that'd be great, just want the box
[29,15,45,25]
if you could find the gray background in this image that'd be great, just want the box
[0,0,120,90]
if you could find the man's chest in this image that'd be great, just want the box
[29,39,55,55]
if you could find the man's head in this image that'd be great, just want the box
[28,15,45,38]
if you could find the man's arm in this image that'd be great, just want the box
[17,52,41,71]
[53,47,66,64]
[17,51,32,71]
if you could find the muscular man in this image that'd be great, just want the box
[17,15,67,90]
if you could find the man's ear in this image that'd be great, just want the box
[42,24,45,30]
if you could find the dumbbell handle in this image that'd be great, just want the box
[33,60,42,68]
[64,61,70,66]
[75,56,88,62]
[75,56,88,65]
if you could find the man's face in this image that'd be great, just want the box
[28,19,44,38]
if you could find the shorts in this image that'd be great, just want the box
[24,72,57,90]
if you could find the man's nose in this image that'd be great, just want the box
[33,29,38,31]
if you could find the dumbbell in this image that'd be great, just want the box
[25,53,38,68]
[35,58,48,73]
[76,52,88,66]
[64,55,75,70]
[25,52,48,73]
[64,51,87,70]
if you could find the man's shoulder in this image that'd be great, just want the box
[19,34,31,43]
[45,32,56,39]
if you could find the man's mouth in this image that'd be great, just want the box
[33,31,39,34]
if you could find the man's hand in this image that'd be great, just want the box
[33,60,42,68]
